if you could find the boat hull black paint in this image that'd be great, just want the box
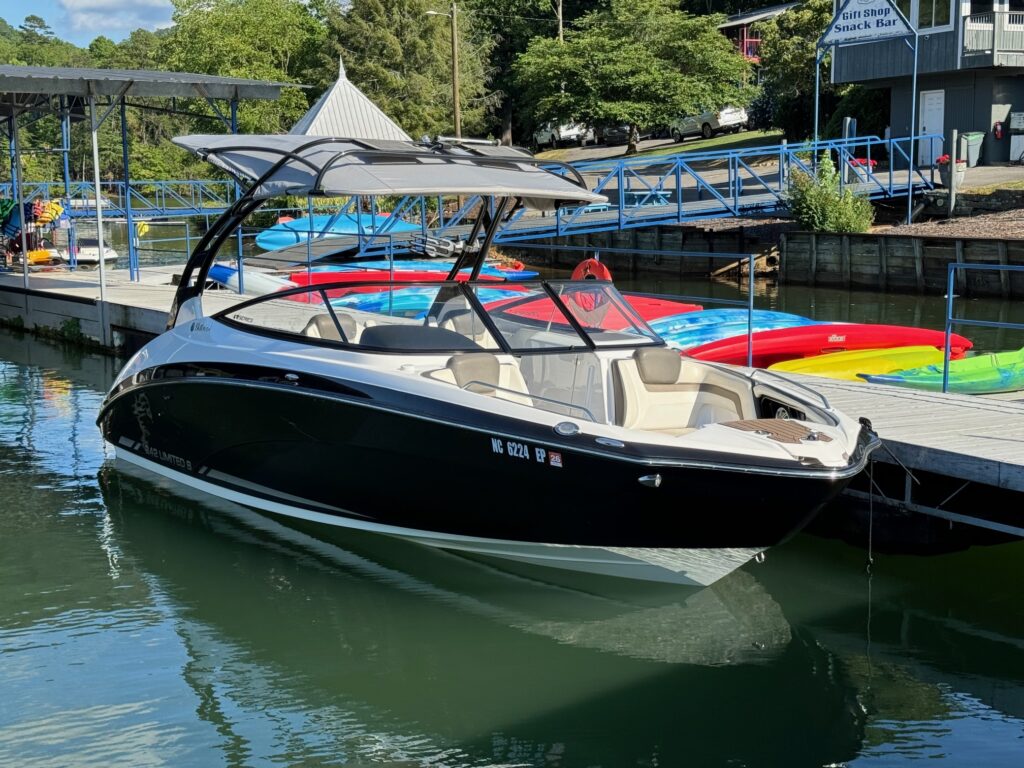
[98,374,856,549]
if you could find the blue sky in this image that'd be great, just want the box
[2,0,174,47]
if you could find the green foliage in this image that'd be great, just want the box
[786,155,875,233]
[166,0,323,134]
[752,0,838,141]
[515,0,749,153]
[320,0,493,139]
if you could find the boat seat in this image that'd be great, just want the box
[359,323,483,351]
[440,308,499,349]
[424,353,532,404]
[612,347,750,435]
[302,312,358,343]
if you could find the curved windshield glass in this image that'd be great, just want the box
[214,278,661,353]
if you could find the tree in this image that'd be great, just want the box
[515,0,749,154]
[462,0,553,145]
[164,0,323,133]
[750,0,836,141]
[321,0,493,139]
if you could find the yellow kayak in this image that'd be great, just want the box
[768,346,945,381]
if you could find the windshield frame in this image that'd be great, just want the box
[211,278,665,355]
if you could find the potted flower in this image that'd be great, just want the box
[936,154,966,188]
[849,157,877,181]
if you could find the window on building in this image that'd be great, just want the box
[1009,0,1024,12]
[970,0,994,15]
[895,0,955,29]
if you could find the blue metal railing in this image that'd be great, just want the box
[0,180,238,219]
[2,134,941,280]
[943,262,1024,393]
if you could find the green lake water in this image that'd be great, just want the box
[2,281,1024,766]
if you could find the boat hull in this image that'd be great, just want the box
[97,369,866,584]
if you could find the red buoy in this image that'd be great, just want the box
[571,258,612,281]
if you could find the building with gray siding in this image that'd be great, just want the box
[833,0,1024,164]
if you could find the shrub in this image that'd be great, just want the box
[785,154,875,233]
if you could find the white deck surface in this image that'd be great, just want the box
[779,374,1024,492]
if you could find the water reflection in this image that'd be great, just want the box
[99,463,864,767]
[2,326,1024,766]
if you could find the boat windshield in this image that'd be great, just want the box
[214,278,662,354]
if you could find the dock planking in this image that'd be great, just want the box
[776,373,1024,498]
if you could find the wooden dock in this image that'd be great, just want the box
[2,268,1023,537]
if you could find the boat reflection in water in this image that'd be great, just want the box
[99,462,865,767]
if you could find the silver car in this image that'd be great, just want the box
[532,122,595,149]
[669,107,749,142]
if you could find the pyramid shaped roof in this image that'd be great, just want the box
[290,58,411,141]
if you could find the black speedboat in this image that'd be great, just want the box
[97,134,879,586]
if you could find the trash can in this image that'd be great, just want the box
[959,132,985,167]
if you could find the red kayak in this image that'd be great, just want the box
[685,324,973,368]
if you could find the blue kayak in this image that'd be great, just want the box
[649,309,818,351]
[255,214,420,251]
[331,286,528,317]
[315,260,539,281]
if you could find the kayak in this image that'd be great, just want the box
[859,348,1024,394]
[314,260,540,281]
[768,346,945,381]
[208,264,297,295]
[255,213,420,251]
[333,286,523,315]
[649,309,817,351]
[686,324,973,368]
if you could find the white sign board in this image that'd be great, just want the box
[820,0,913,46]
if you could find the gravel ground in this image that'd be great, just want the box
[878,208,1024,239]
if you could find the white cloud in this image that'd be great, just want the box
[58,0,173,38]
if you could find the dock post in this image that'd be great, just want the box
[120,97,137,282]
[87,94,109,347]
[10,112,30,290]
[59,97,77,271]
[912,237,924,292]
[998,241,1010,297]
[809,233,818,285]
[947,128,958,218]
[841,235,851,286]
[877,236,888,291]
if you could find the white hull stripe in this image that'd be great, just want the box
[112,446,763,586]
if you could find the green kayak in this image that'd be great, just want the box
[859,348,1024,394]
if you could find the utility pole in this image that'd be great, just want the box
[451,1,461,137]
[555,0,563,42]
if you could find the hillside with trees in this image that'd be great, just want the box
[1,0,754,180]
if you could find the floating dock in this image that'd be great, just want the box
[1,270,1023,539]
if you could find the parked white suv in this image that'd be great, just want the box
[532,122,595,149]
[669,107,749,142]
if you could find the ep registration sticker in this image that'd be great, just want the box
[490,437,563,468]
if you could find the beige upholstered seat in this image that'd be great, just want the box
[302,312,358,343]
[438,300,498,348]
[612,347,751,435]
[425,353,532,404]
